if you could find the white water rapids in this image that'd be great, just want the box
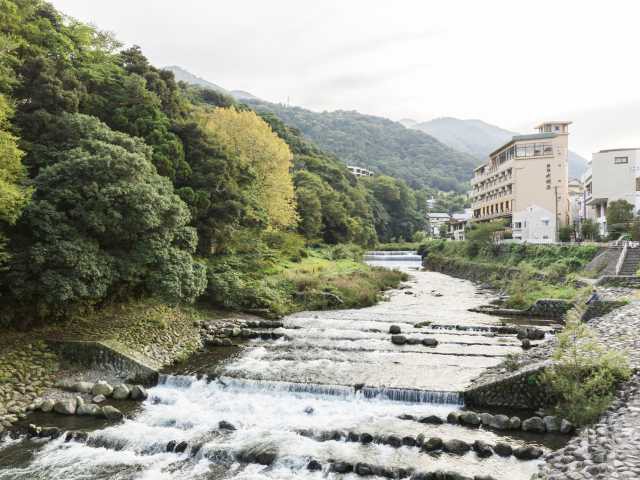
[0,253,561,479]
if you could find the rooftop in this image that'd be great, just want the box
[598,148,640,153]
[533,121,572,129]
[427,213,450,219]
[488,132,556,157]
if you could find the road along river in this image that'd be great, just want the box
[0,252,565,480]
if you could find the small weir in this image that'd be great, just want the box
[0,253,562,480]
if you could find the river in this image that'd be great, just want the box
[0,252,563,480]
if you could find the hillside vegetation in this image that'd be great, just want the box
[246,101,478,193]
[0,0,420,327]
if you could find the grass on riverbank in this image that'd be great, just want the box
[205,243,408,316]
[419,240,599,309]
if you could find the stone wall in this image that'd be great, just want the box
[526,299,573,319]
[596,275,640,288]
[47,340,158,386]
[464,361,555,409]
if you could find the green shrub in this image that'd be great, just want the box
[541,318,631,426]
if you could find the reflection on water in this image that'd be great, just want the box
[0,252,562,480]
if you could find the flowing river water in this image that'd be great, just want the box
[0,252,564,480]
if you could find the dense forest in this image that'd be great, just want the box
[245,100,478,193]
[0,0,427,324]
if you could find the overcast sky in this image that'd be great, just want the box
[51,0,639,159]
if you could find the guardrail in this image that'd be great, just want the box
[615,242,628,275]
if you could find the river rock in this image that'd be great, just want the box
[389,325,402,334]
[112,384,130,400]
[443,439,471,455]
[304,406,314,415]
[130,385,148,401]
[28,424,41,437]
[422,437,443,452]
[508,416,522,430]
[415,433,425,447]
[489,414,510,430]
[459,412,481,427]
[92,381,113,397]
[398,413,415,420]
[307,459,322,471]
[494,442,513,457]
[386,434,402,448]
[521,339,532,350]
[40,399,54,413]
[219,420,236,431]
[166,440,177,452]
[77,403,101,416]
[355,463,374,476]
[522,417,546,433]
[419,414,443,425]
[347,431,360,442]
[72,381,94,394]
[407,338,422,345]
[39,427,61,438]
[391,335,407,345]
[543,415,561,432]
[473,440,493,457]
[332,462,353,474]
[174,441,188,453]
[421,338,439,347]
[402,435,416,447]
[560,419,574,434]
[53,399,77,415]
[474,476,498,480]
[513,445,543,460]
[479,412,494,425]
[414,321,431,328]
[360,432,373,444]
[102,405,124,421]
[92,394,106,404]
[447,411,461,424]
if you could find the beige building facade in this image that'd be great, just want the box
[470,121,571,242]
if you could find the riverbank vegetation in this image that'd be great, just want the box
[0,1,420,329]
[419,239,599,308]
[541,298,631,426]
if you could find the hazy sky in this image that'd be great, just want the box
[51,0,639,159]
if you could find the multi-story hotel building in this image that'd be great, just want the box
[583,148,640,236]
[347,165,374,177]
[470,122,571,243]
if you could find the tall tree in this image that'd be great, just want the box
[200,108,297,229]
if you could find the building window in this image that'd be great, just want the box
[542,219,550,226]
[637,177,640,192]
[614,156,629,164]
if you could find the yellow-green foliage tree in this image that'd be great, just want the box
[0,94,30,262]
[200,108,297,229]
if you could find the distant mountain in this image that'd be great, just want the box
[230,90,260,101]
[246,101,478,192]
[164,65,229,94]
[405,117,588,178]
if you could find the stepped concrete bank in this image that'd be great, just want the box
[46,340,159,386]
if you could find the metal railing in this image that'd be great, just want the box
[615,242,628,276]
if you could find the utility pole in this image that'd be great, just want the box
[554,185,559,242]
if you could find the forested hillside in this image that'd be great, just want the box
[0,0,425,325]
[245,101,478,192]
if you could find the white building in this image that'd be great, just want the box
[512,205,556,243]
[426,213,450,237]
[584,148,640,236]
[448,209,472,241]
[347,165,374,177]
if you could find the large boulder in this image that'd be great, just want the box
[522,417,546,434]
[422,437,444,452]
[389,325,402,334]
[447,411,461,424]
[493,442,513,457]
[91,381,114,397]
[543,416,561,433]
[360,433,373,444]
[473,440,493,458]
[101,405,124,421]
[560,419,574,434]
[421,338,439,347]
[508,416,522,430]
[77,403,101,416]
[419,415,443,425]
[332,462,353,474]
[513,446,543,460]
[112,384,130,400]
[40,399,54,413]
[386,435,402,448]
[443,439,471,455]
[72,381,94,394]
[479,413,494,425]
[355,463,374,476]
[307,460,322,471]
[391,335,407,345]
[130,385,148,401]
[488,414,510,430]
[459,412,481,427]
[53,399,77,415]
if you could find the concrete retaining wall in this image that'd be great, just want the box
[46,339,158,386]
[464,361,555,409]
[596,276,640,288]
